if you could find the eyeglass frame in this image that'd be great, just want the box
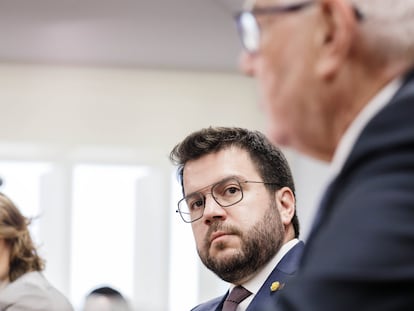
[176,176,281,223]
[234,0,364,54]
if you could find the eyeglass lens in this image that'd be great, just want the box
[238,12,260,53]
[178,178,244,223]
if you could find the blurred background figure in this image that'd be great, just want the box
[0,192,73,310]
[83,286,131,311]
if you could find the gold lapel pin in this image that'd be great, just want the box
[270,281,285,292]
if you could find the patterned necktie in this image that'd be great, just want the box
[222,286,252,311]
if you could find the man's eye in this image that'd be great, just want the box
[190,199,204,211]
[224,186,241,196]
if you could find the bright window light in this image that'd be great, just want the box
[168,172,199,311]
[0,161,52,243]
[70,163,149,310]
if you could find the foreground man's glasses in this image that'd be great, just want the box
[177,177,279,223]
[234,0,364,54]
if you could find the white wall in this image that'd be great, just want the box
[0,63,330,310]
[0,63,265,154]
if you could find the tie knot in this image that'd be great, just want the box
[222,286,252,311]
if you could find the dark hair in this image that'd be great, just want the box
[0,192,45,282]
[85,286,130,311]
[170,127,299,237]
[88,286,125,299]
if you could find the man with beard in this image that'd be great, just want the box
[170,127,304,311]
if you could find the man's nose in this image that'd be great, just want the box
[202,194,227,224]
[239,50,256,77]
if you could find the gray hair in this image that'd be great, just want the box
[353,0,414,62]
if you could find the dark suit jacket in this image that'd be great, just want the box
[278,70,414,310]
[191,241,304,311]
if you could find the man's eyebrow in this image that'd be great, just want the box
[184,175,244,196]
[184,180,217,197]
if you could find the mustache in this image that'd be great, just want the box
[204,222,243,247]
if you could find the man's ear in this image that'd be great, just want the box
[275,187,295,226]
[314,0,359,79]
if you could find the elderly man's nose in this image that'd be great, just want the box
[239,51,256,76]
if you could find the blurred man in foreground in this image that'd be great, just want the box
[236,0,414,309]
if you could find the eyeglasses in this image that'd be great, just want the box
[234,1,364,54]
[176,177,280,223]
[234,0,315,54]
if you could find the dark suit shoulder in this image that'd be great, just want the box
[278,72,414,310]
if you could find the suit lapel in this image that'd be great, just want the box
[246,241,304,311]
[303,67,414,265]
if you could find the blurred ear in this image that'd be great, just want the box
[275,187,295,226]
[314,0,359,79]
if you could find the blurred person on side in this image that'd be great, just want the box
[170,127,304,310]
[83,286,131,311]
[0,192,73,311]
[236,0,414,309]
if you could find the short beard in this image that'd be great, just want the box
[198,200,285,284]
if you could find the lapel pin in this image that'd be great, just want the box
[270,281,285,292]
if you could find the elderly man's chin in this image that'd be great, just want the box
[266,123,290,147]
